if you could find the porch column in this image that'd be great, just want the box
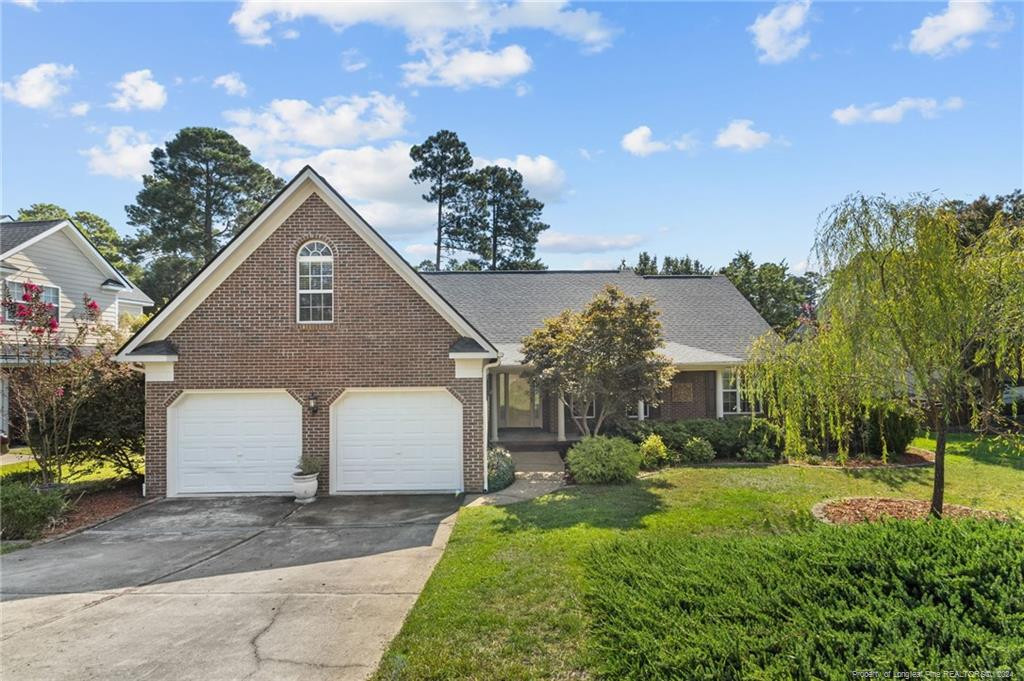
[715,369,724,418]
[557,391,566,442]
[637,399,646,421]
[489,373,500,441]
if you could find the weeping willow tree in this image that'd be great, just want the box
[742,194,1023,518]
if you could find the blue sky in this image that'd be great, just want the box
[2,1,1021,272]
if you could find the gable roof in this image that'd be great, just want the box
[422,270,771,365]
[1,219,154,306]
[0,220,65,253]
[116,166,497,360]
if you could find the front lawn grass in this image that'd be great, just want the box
[375,439,1024,680]
[0,450,132,483]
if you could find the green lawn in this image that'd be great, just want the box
[375,437,1023,680]
[0,447,132,482]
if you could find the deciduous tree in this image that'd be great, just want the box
[522,286,675,436]
[743,194,1024,517]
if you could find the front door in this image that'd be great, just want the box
[497,372,543,428]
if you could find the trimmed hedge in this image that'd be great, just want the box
[487,447,516,491]
[568,437,641,484]
[0,482,66,540]
[584,519,1024,680]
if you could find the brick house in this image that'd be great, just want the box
[116,167,769,497]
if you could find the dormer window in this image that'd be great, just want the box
[297,241,333,323]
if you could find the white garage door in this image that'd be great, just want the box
[333,390,462,493]
[170,392,301,495]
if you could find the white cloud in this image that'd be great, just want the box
[402,45,532,89]
[224,92,409,156]
[539,231,644,254]
[909,1,1005,57]
[514,82,530,97]
[11,0,39,10]
[81,127,154,180]
[748,0,812,64]
[475,154,567,202]
[281,28,300,40]
[621,126,697,157]
[213,72,247,96]
[109,69,167,111]
[229,1,614,90]
[230,1,615,51]
[713,119,775,151]
[1,63,75,108]
[404,243,437,258]
[266,142,434,235]
[341,48,368,72]
[832,96,964,124]
[69,101,90,116]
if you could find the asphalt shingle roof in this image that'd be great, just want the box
[422,270,772,365]
[0,220,64,254]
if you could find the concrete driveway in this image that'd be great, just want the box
[0,495,460,681]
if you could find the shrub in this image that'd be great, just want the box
[568,437,641,484]
[675,435,715,463]
[737,442,779,462]
[487,447,516,491]
[584,520,1024,680]
[861,406,920,457]
[0,482,66,540]
[638,434,669,470]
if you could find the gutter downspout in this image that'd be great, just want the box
[481,355,502,493]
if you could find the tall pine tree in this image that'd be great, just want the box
[409,130,473,269]
[124,127,283,303]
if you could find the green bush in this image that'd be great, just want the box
[568,437,641,484]
[584,519,1024,680]
[737,441,780,462]
[639,434,669,469]
[0,482,66,540]
[629,417,782,461]
[487,447,516,491]
[675,435,715,463]
[861,407,920,457]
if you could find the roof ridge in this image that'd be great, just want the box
[422,269,623,275]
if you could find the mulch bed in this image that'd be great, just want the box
[44,482,145,538]
[814,497,1009,525]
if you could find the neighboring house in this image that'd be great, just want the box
[0,219,154,436]
[115,167,770,498]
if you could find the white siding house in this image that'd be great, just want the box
[0,219,153,436]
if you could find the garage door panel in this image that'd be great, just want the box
[171,392,301,495]
[334,390,462,492]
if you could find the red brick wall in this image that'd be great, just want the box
[144,192,485,496]
[654,371,717,421]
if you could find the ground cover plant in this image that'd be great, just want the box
[583,520,1024,680]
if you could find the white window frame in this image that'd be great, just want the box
[296,241,334,324]
[570,399,596,419]
[721,368,757,415]
[2,279,61,325]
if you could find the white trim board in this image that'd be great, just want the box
[117,167,496,359]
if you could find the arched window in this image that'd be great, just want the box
[297,241,333,323]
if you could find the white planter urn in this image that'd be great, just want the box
[291,472,318,504]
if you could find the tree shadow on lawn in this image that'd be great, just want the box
[494,479,667,534]
[841,465,931,491]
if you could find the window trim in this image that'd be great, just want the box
[626,400,651,420]
[295,240,334,325]
[570,399,596,419]
[2,279,61,325]
[721,368,758,415]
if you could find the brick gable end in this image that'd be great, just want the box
[143,192,485,496]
